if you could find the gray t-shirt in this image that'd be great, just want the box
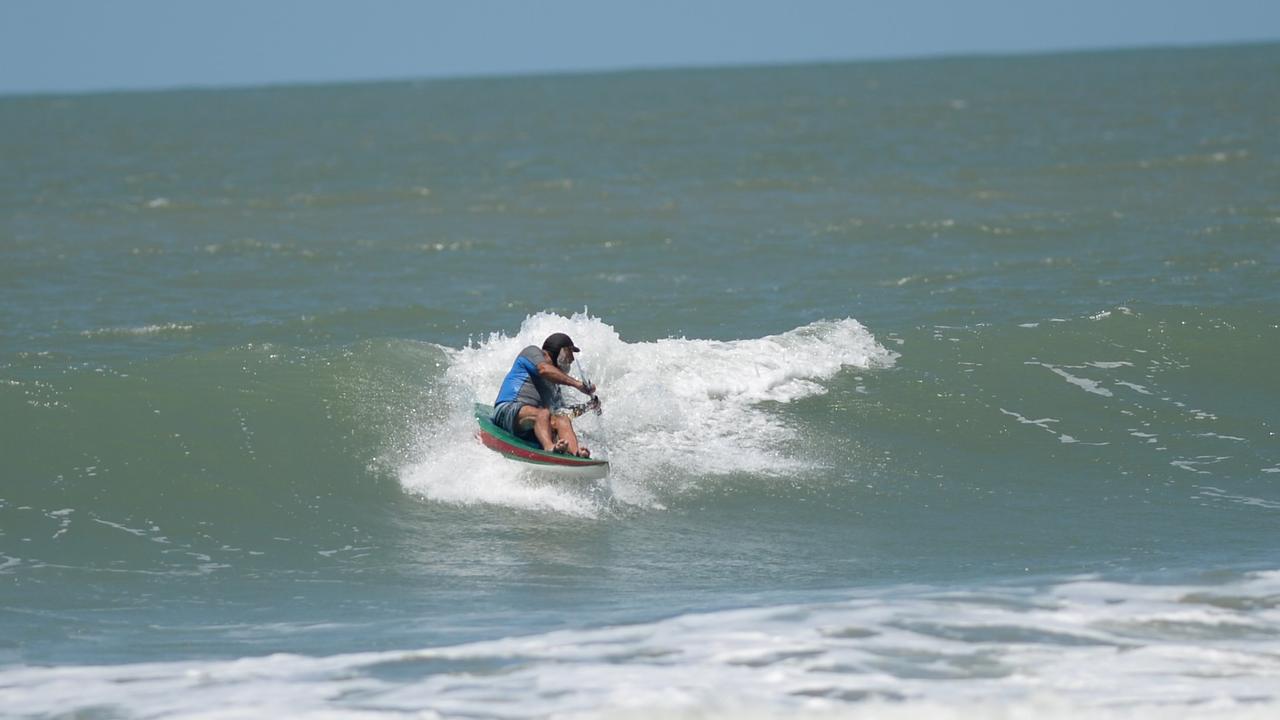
[493,345,563,409]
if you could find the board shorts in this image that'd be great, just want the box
[491,401,535,440]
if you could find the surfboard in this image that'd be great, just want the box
[474,403,610,480]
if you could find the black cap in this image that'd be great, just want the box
[542,332,580,354]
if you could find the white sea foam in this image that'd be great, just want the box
[998,408,1081,445]
[1031,363,1114,397]
[1199,432,1247,442]
[1172,456,1232,475]
[4,571,1279,719]
[1117,380,1154,395]
[1194,486,1280,510]
[397,313,897,514]
[80,322,196,337]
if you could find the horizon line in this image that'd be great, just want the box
[3,36,1277,101]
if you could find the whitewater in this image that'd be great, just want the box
[399,312,897,515]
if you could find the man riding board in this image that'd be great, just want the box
[490,333,598,458]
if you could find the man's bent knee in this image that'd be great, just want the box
[519,406,548,420]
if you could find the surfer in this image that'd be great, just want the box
[490,333,598,458]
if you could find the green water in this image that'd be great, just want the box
[2,43,1278,718]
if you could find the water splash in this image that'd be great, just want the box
[397,313,896,514]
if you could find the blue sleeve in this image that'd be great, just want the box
[494,351,542,405]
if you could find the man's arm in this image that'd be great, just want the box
[536,362,595,395]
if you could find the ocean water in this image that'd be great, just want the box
[2,43,1279,718]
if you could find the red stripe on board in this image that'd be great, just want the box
[477,430,605,467]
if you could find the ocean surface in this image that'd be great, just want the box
[2,43,1279,718]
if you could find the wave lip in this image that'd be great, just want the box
[397,314,896,514]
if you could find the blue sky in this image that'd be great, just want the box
[2,0,1278,95]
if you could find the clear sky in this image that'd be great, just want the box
[2,0,1278,95]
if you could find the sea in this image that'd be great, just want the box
[2,43,1279,719]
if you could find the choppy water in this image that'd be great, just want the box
[2,43,1279,718]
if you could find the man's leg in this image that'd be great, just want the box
[550,415,589,457]
[517,405,563,452]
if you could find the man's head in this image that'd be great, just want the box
[542,332,580,369]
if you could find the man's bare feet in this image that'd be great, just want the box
[552,438,569,454]
[575,446,591,458]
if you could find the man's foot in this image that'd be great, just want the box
[575,447,591,458]
[552,439,569,454]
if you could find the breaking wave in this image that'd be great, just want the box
[397,312,897,515]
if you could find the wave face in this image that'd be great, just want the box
[1,337,445,573]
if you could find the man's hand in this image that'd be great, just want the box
[536,360,598,397]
